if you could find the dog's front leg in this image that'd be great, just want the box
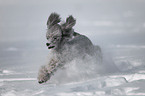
[37,58,60,84]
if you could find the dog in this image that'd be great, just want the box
[37,13,102,84]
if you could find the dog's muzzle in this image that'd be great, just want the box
[46,43,55,49]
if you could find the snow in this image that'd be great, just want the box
[1,90,16,96]
[0,78,36,82]
[100,77,127,88]
[1,67,145,96]
[32,90,44,96]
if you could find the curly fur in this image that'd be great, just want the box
[37,13,102,84]
[47,13,61,27]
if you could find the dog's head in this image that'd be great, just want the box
[46,25,62,49]
[46,13,62,49]
[46,13,76,49]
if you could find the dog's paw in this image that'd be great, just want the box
[38,80,45,84]
[37,66,52,84]
[38,73,51,84]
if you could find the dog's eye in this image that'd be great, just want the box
[54,37,57,40]
[46,35,50,40]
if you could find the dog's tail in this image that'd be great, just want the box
[47,13,61,28]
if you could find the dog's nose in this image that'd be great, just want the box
[46,43,50,46]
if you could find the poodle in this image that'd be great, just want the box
[37,13,102,84]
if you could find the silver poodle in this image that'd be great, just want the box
[37,13,102,84]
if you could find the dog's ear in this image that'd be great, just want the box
[65,15,76,29]
[47,13,61,28]
[61,15,76,37]
[46,13,62,37]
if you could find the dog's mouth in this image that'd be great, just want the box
[46,43,55,49]
[48,46,55,49]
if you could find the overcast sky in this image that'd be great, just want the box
[0,0,145,46]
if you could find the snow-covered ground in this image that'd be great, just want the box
[0,45,145,96]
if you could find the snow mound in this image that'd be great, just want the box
[114,57,142,71]
[98,77,128,88]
